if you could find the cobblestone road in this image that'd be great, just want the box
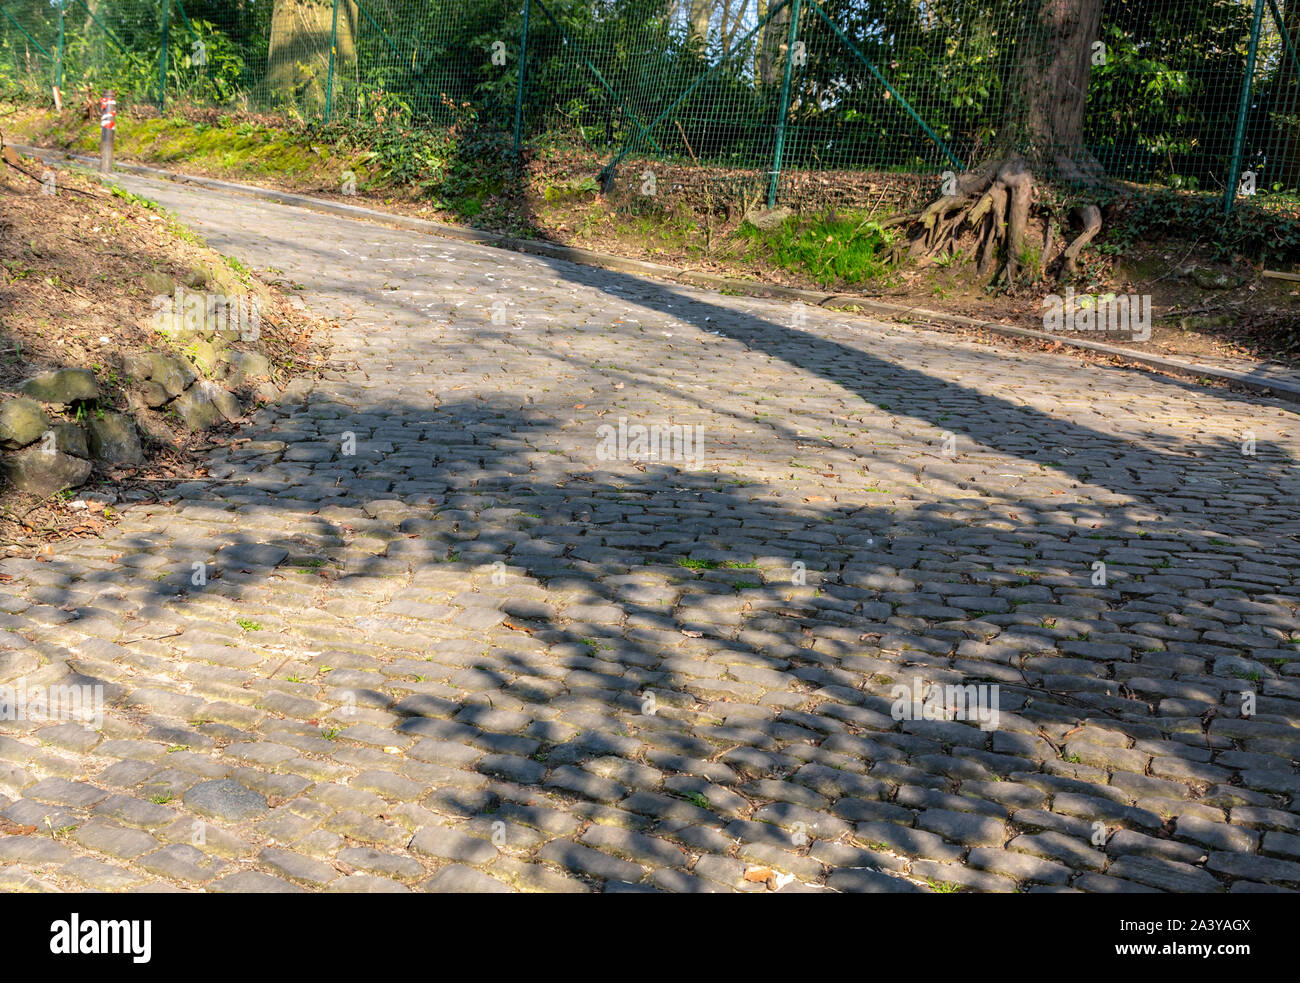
[1,175,1298,893]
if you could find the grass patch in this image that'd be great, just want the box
[928,879,962,893]
[740,211,896,287]
[676,557,720,570]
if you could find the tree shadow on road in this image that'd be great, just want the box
[1,380,1296,892]
[3,201,1298,892]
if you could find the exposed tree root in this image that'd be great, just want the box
[1061,203,1102,275]
[894,155,1104,289]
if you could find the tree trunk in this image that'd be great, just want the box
[759,0,789,88]
[80,0,100,33]
[688,0,712,47]
[267,0,357,110]
[896,0,1106,286]
[719,0,745,50]
[1012,0,1104,180]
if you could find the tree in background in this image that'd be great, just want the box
[1275,0,1300,189]
[0,0,1289,220]
[267,0,356,109]
[887,0,1106,284]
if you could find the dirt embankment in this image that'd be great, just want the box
[0,144,327,552]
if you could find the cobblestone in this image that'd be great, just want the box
[0,172,1295,893]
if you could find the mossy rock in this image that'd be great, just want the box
[18,368,99,406]
[87,412,144,466]
[138,381,171,409]
[223,350,272,385]
[156,352,199,395]
[172,382,241,430]
[51,422,90,458]
[0,446,92,497]
[186,338,228,378]
[0,397,50,449]
[125,351,197,398]
[1191,268,1244,290]
[744,206,794,230]
[143,271,175,297]
[171,386,223,430]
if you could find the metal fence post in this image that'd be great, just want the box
[325,0,340,122]
[1224,0,1265,216]
[768,0,802,209]
[158,0,170,112]
[513,0,532,158]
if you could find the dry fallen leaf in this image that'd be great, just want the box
[743,866,775,884]
[743,866,796,891]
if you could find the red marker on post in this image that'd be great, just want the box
[99,92,116,174]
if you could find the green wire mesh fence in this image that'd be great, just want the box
[0,0,1296,217]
